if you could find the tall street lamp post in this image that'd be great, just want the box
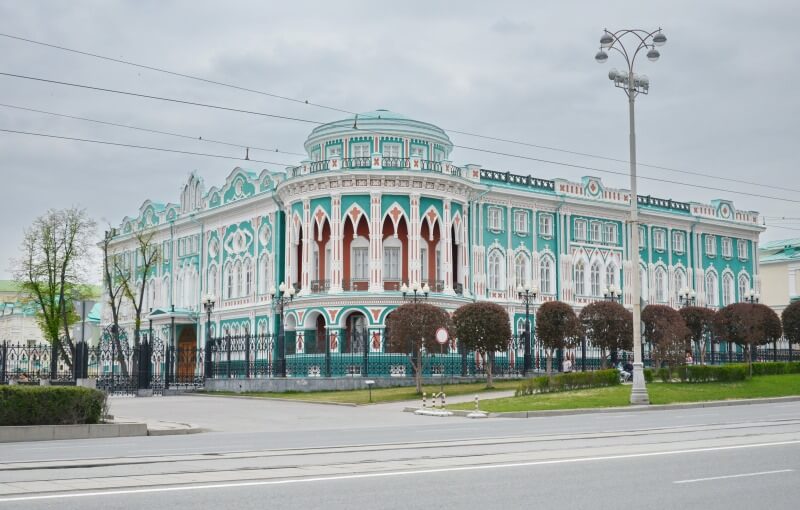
[595,27,667,405]
[270,282,295,377]
[516,282,538,375]
[603,285,623,303]
[203,294,215,379]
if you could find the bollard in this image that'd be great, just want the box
[422,392,427,409]
[441,392,446,409]
[475,394,480,412]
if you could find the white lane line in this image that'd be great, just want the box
[2,439,800,502]
[674,469,794,484]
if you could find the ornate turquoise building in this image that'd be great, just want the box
[105,110,763,368]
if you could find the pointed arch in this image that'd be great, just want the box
[722,269,735,306]
[487,247,506,290]
[539,253,555,294]
[705,268,719,307]
[738,272,751,302]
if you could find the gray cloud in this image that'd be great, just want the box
[1,0,799,280]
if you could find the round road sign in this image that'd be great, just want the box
[435,327,449,345]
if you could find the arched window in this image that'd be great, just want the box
[673,268,686,302]
[488,250,505,290]
[738,274,750,302]
[705,272,718,306]
[540,256,554,294]
[722,272,734,306]
[234,260,242,298]
[224,262,233,299]
[382,237,402,281]
[605,263,616,288]
[590,261,602,297]
[351,237,369,281]
[243,258,253,296]
[259,255,271,294]
[574,260,586,296]
[655,267,667,302]
[208,265,218,300]
[639,266,648,299]
[514,252,530,289]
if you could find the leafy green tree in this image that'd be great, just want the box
[453,302,511,388]
[642,304,690,370]
[120,229,160,350]
[12,208,96,373]
[579,301,632,368]
[386,303,451,393]
[679,306,716,364]
[782,301,800,350]
[536,301,581,375]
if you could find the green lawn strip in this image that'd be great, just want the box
[200,379,521,405]
[450,374,800,413]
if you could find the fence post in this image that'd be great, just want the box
[325,329,331,378]
[245,333,252,379]
[581,336,587,372]
[789,341,793,363]
[1,341,6,383]
[50,339,58,380]
[774,340,778,362]
[226,336,232,379]
[460,340,468,377]
[363,331,369,378]
[164,343,171,390]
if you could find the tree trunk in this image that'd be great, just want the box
[486,352,494,388]
[546,350,553,376]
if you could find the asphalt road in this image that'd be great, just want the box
[1,396,799,509]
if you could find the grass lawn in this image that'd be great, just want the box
[449,373,800,413]
[201,379,522,405]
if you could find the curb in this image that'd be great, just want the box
[405,395,800,418]
[147,422,206,436]
[185,392,360,407]
[0,423,148,443]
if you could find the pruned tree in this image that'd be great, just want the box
[714,303,782,375]
[679,306,717,364]
[642,304,690,369]
[120,229,160,349]
[536,301,581,375]
[102,229,130,376]
[453,302,512,388]
[385,302,451,393]
[12,208,96,374]
[782,301,800,350]
[579,301,632,368]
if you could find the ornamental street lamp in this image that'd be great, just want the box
[516,282,538,375]
[595,27,667,405]
[401,281,430,303]
[203,293,215,378]
[603,284,623,303]
[679,287,697,307]
[270,282,295,377]
[744,288,760,304]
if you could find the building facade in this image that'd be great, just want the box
[759,238,800,314]
[104,110,763,371]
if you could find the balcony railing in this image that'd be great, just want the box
[289,158,461,179]
[343,279,369,291]
[310,279,330,293]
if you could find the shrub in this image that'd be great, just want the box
[643,368,653,383]
[0,386,106,426]
[657,367,672,383]
[659,364,748,383]
[516,369,620,396]
[749,362,800,376]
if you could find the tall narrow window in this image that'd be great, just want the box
[722,273,734,305]
[351,143,370,158]
[673,231,685,253]
[705,235,716,256]
[738,274,750,302]
[514,211,528,234]
[540,256,553,294]
[574,220,587,241]
[655,267,667,302]
[705,272,718,306]
[351,239,369,280]
[514,253,529,289]
[722,238,733,258]
[421,247,428,281]
[244,259,252,296]
[590,262,602,297]
[674,269,686,302]
[488,250,504,290]
[606,264,616,288]
[574,261,586,296]
[738,240,748,259]
[590,222,602,243]
[604,223,617,244]
[539,214,553,237]
[383,240,401,280]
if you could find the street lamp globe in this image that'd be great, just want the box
[268,285,276,297]
[532,285,539,295]
[600,32,614,48]
[422,283,431,295]
[608,68,619,81]
[646,48,661,62]
[278,282,286,293]
[524,282,532,293]
[516,284,524,294]
[595,50,609,63]
[653,31,667,46]
[400,283,409,294]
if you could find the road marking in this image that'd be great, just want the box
[674,469,794,484]
[1,439,800,502]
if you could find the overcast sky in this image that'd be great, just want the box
[1,0,798,281]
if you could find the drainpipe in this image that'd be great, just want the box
[169,221,175,310]
[554,198,566,300]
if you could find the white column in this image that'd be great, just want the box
[461,208,471,297]
[330,194,343,293]
[300,199,312,295]
[443,199,454,295]
[409,194,421,285]
[369,192,382,292]
[284,207,293,289]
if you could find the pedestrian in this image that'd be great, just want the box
[562,354,573,373]
[685,350,694,365]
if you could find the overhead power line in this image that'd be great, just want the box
[0,102,306,157]
[0,71,322,125]
[0,127,295,166]
[1,31,793,195]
